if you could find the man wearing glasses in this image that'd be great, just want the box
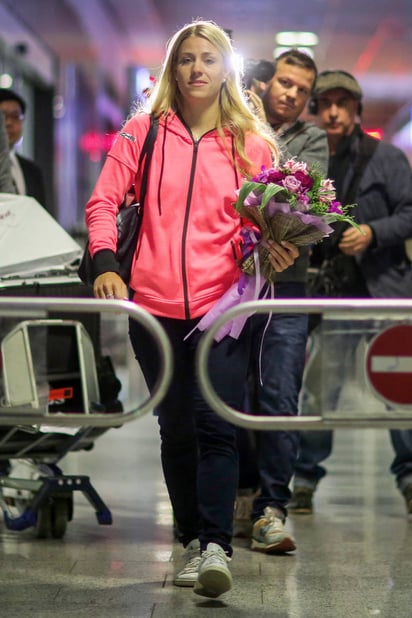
[0,88,46,208]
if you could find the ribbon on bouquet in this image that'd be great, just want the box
[185,231,273,343]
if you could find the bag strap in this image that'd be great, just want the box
[342,132,379,206]
[124,113,158,257]
[137,113,159,207]
[325,131,379,253]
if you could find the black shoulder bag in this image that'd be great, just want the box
[78,114,159,286]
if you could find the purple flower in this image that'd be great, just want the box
[252,167,286,184]
[252,167,270,183]
[328,200,344,214]
[282,175,301,193]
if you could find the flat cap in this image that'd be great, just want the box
[314,70,362,99]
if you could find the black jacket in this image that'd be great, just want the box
[16,153,47,210]
[316,127,412,298]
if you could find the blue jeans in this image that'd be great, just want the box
[129,315,251,556]
[294,324,412,490]
[239,282,308,519]
[295,428,412,491]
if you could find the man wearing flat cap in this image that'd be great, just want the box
[0,88,46,208]
[290,70,412,517]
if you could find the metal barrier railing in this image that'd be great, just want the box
[0,297,173,427]
[196,298,412,430]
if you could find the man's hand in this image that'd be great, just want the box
[338,224,372,256]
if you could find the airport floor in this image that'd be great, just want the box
[1,413,411,618]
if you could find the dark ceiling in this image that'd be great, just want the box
[1,0,412,135]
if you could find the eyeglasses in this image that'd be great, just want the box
[1,111,25,122]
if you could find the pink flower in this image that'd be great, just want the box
[282,175,301,193]
[283,159,309,174]
[321,178,335,190]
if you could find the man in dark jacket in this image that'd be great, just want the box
[0,88,47,208]
[234,50,329,553]
[290,70,412,516]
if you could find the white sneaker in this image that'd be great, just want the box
[251,506,296,553]
[174,539,201,587]
[193,542,232,598]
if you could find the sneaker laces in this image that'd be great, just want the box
[262,506,284,528]
[179,554,201,575]
[201,545,231,564]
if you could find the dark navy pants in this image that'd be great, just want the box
[129,315,251,556]
[239,282,308,519]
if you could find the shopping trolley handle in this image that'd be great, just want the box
[0,297,173,427]
[196,298,412,431]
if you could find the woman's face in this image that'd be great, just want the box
[175,35,227,106]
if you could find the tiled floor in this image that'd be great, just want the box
[0,311,411,617]
[1,413,411,618]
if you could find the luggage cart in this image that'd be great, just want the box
[0,297,173,538]
[196,298,412,431]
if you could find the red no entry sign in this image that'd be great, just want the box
[365,324,412,407]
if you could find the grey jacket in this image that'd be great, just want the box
[348,132,412,298]
[275,120,329,283]
[0,112,15,193]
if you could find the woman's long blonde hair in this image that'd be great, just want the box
[147,20,280,175]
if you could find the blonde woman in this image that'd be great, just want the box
[85,20,298,598]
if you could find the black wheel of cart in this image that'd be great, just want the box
[51,497,70,539]
[35,503,51,539]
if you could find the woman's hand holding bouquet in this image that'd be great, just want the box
[190,158,359,341]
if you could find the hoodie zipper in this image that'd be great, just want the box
[181,137,200,319]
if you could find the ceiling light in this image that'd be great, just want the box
[276,32,319,47]
[0,73,13,88]
[273,46,315,59]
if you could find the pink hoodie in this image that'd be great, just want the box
[85,112,273,319]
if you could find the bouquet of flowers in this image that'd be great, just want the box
[235,158,359,283]
[188,158,359,342]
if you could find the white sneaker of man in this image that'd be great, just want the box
[193,542,232,598]
[251,506,296,553]
[173,539,201,587]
